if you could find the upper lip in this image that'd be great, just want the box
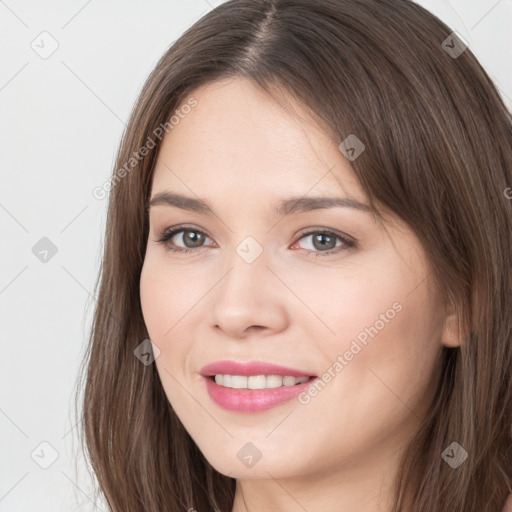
[200,360,317,378]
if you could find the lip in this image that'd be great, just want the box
[200,360,316,378]
[200,360,318,413]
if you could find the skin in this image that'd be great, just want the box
[139,77,461,512]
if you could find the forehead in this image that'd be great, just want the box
[151,77,366,204]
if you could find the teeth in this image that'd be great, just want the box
[213,374,310,389]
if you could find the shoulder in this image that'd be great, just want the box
[501,492,512,512]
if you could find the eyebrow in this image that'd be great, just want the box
[148,191,371,216]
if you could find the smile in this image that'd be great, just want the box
[212,374,311,389]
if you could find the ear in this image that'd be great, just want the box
[441,299,462,348]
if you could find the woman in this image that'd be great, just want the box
[76,0,512,510]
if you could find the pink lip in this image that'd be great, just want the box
[200,360,316,378]
[200,360,318,413]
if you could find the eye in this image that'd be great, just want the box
[291,228,356,258]
[153,225,356,258]
[153,225,215,254]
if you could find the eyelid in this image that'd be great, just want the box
[295,226,356,244]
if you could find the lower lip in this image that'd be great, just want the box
[203,376,318,413]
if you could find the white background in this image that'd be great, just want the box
[1,1,511,510]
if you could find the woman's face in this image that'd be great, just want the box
[139,77,456,485]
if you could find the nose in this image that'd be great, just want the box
[210,247,289,339]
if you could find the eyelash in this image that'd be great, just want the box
[153,224,356,259]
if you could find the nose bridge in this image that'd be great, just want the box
[210,234,288,336]
[219,234,270,302]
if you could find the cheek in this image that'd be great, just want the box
[139,255,200,339]
[139,259,196,407]
[308,250,442,393]
[285,252,425,347]
[325,291,442,434]
[139,265,169,339]
[139,255,209,393]
[295,273,442,464]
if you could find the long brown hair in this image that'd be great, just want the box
[75,0,512,510]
